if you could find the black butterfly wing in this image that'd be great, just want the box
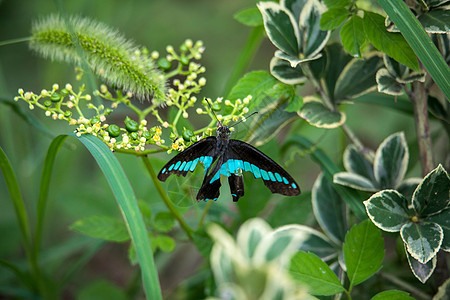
[157,137,217,181]
[226,139,301,196]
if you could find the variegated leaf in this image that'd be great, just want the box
[364,190,411,232]
[275,50,322,68]
[397,177,422,200]
[412,164,450,217]
[284,225,337,260]
[236,218,272,260]
[418,9,450,34]
[405,244,437,283]
[258,2,300,57]
[373,132,409,189]
[270,56,307,85]
[298,96,346,128]
[376,68,404,96]
[299,0,331,58]
[427,208,450,252]
[312,173,347,244]
[400,222,443,264]
[343,145,375,181]
[333,172,377,192]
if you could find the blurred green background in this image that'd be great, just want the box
[0,0,438,298]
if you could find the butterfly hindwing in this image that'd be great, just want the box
[228,174,244,202]
[157,137,217,181]
[226,139,300,196]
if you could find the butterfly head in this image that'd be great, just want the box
[216,124,230,140]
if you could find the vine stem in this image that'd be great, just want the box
[408,81,434,176]
[141,156,194,241]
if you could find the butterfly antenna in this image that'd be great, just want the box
[205,99,223,127]
[230,111,258,127]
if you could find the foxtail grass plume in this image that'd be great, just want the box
[30,14,166,102]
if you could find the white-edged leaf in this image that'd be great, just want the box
[258,2,300,57]
[400,222,443,264]
[236,218,272,260]
[427,208,450,252]
[397,177,422,200]
[343,145,375,180]
[285,225,338,260]
[274,50,322,68]
[289,251,345,296]
[333,172,377,192]
[364,190,411,232]
[373,132,409,189]
[418,9,450,34]
[433,278,450,299]
[312,173,347,244]
[376,68,404,96]
[299,0,331,58]
[270,55,307,85]
[298,96,346,128]
[412,164,450,217]
[405,245,437,283]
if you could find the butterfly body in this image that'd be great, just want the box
[158,125,300,202]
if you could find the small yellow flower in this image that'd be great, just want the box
[52,84,59,90]
[153,134,160,142]
[155,126,162,135]
[172,142,179,150]
[233,116,239,122]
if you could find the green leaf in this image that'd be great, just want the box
[343,145,375,181]
[400,222,443,263]
[71,216,130,242]
[154,235,175,252]
[312,174,347,244]
[344,220,384,288]
[418,9,450,34]
[78,280,127,300]
[270,56,307,85]
[333,172,377,192]
[373,132,409,189]
[284,95,303,112]
[363,11,419,71]
[376,68,404,95]
[334,53,383,100]
[289,251,345,295]
[299,0,331,58]
[286,225,337,259]
[257,2,300,57]
[320,8,349,30]
[405,245,436,283]
[153,211,175,233]
[364,190,411,232]
[412,164,450,217]
[298,96,346,128]
[340,15,366,57]
[192,228,213,258]
[378,0,450,99]
[323,0,351,8]
[275,50,322,68]
[427,208,450,251]
[234,7,263,27]
[371,290,414,300]
[74,134,161,300]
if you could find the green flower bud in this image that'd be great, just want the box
[157,58,171,70]
[90,116,100,125]
[212,102,221,111]
[107,124,121,137]
[180,56,189,65]
[182,128,194,141]
[124,116,139,132]
[50,93,62,102]
[43,100,52,107]
[64,111,72,117]
[60,88,69,96]
[130,132,139,140]
[169,132,177,141]
[104,108,113,115]
[142,131,151,139]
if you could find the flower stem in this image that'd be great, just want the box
[141,156,194,240]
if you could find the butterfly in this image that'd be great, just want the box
[157,121,301,202]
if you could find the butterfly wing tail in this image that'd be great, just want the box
[229,174,244,202]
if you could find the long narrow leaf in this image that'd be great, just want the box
[378,0,450,100]
[71,134,162,300]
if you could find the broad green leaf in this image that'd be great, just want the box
[323,0,351,8]
[284,225,337,260]
[258,2,300,57]
[299,0,331,58]
[401,222,443,263]
[289,251,345,296]
[284,95,303,112]
[138,200,152,227]
[334,53,383,100]
[75,134,161,299]
[405,245,436,283]
[378,0,450,99]
[270,56,307,85]
[427,208,450,251]
[364,190,411,232]
[192,228,213,258]
[234,7,263,27]
[333,172,377,192]
[154,211,175,233]
[343,145,375,181]
[412,164,450,217]
[376,68,404,95]
[373,132,409,189]
[371,290,414,300]
[344,220,384,288]
[71,216,130,242]
[228,70,278,111]
[340,15,366,57]
[363,11,419,71]
[312,174,347,244]
[298,96,346,128]
[154,235,175,252]
[418,9,450,34]
[320,8,349,30]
